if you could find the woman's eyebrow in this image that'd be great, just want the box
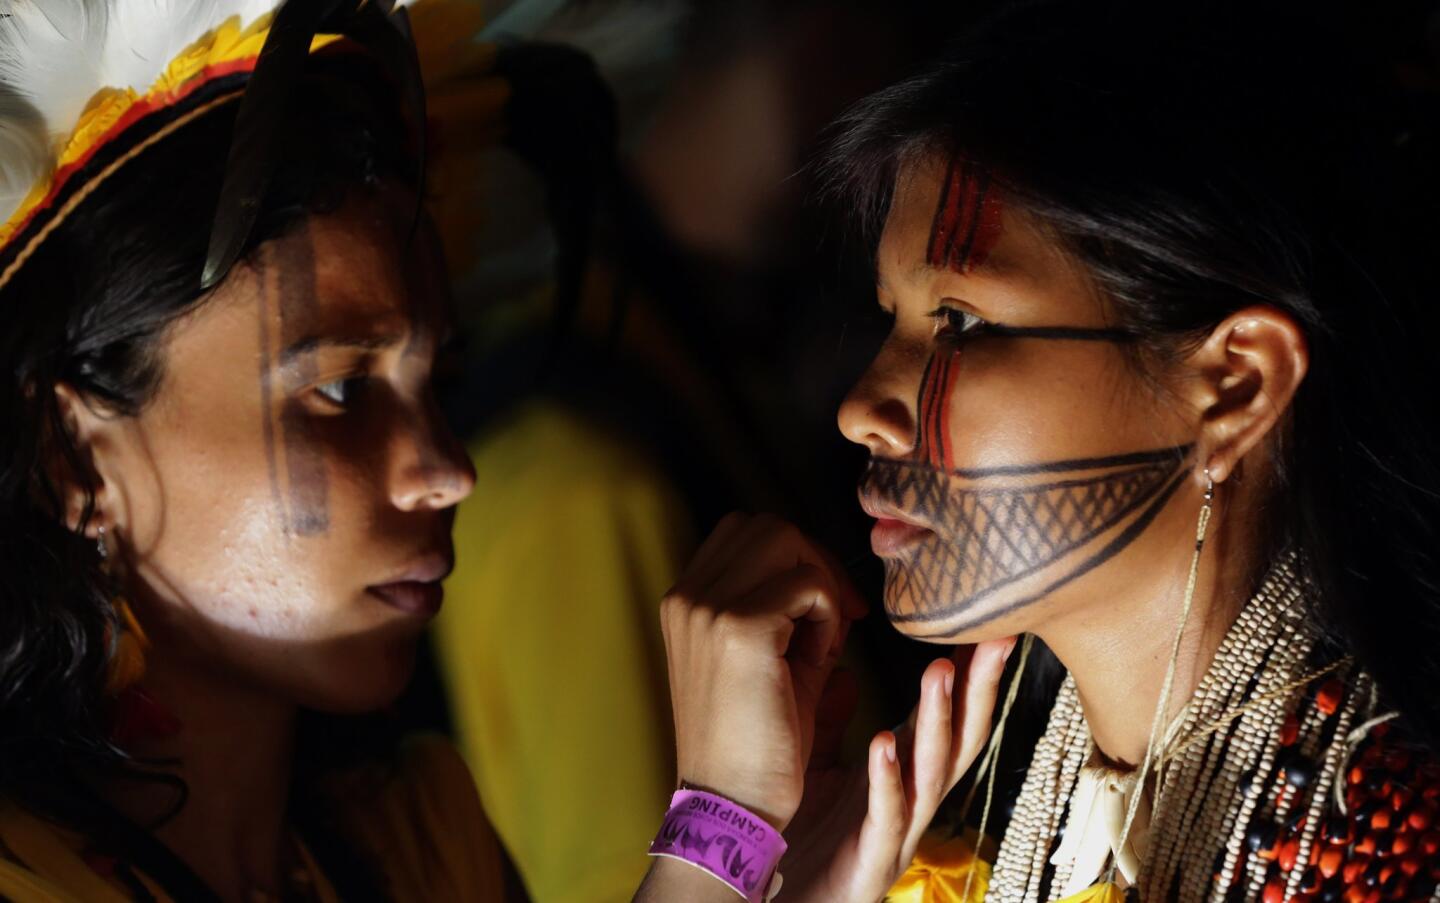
[278,332,404,366]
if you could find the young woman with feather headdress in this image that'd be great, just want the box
[0,1,517,898]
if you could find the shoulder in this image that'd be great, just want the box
[325,734,507,901]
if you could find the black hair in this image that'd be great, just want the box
[0,51,414,864]
[818,0,1440,746]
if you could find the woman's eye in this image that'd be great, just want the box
[929,306,989,340]
[314,377,367,407]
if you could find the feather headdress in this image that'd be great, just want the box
[0,0,421,291]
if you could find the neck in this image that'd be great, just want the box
[1036,497,1258,768]
[100,651,297,903]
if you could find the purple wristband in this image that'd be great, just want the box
[647,789,787,902]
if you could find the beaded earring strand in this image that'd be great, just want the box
[1103,470,1216,888]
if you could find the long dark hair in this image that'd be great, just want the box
[0,53,414,840]
[818,0,1440,747]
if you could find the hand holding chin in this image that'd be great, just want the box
[780,638,1015,903]
[652,510,1014,903]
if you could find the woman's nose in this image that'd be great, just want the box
[837,351,919,458]
[388,403,476,512]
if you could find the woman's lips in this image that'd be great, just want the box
[367,581,444,617]
[870,517,933,556]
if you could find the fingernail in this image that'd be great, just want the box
[943,669,954,697]
[884,738,897,764]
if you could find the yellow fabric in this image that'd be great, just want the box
[0,735,502,901]
[887,832,1125,903]
[1056,883,1127,902]
[435,400,691,903]
[887,833,991,903]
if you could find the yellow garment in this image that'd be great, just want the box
[887,833,991,903]
[0,734,503,901]
[435,401,691,903]
[887,832,1125,903]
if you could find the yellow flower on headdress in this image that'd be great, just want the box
[887,832,991,903]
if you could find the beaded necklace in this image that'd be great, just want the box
[985,556,1440,902]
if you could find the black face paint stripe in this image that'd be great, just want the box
[897,444,1193,481]
[983,324,1137,342]
[256,263,285,526]
[274,223,330,537]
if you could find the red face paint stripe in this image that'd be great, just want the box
[927,160,971,269]
[949,169,988,269]
[965,177,1004,271]
[914,351,960,471]
[914,354,941,463]
[927,157,1005,274]
[925,158,954,266]
[933,352,960,471]
[928,355,949,467]
[950,172,985,271]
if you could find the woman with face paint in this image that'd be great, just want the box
[639,1,1440,901]
[0,3,518,900]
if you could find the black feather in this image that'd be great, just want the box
[201,0,427,291]
[200,0,338,289]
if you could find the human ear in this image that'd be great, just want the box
[1184,306,1309,486]
[50,382,124,537]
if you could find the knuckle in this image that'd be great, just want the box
[772,520,805,547]
[712,609,744,638]
[801,562,836,593]
[660,587,704,622]
[659,589,686,618]
[712,611,762,652]
[752,512,796,543]
[715,510,748,533]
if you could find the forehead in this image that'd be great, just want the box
[876,155,1100,312]
[254,189,449,339]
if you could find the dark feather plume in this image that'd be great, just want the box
[201,0,426,290]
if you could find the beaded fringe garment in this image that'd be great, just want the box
[985,555,1440,902]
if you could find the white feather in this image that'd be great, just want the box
[0,0,289,224]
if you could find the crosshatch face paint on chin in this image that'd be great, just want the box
[861,446,1193,636]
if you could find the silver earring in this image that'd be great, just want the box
[96,524,107,562]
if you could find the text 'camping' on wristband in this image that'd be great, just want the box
[647,788,786,902]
